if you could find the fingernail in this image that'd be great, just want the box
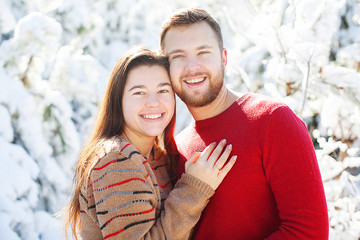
[227,144,232,149]
[221,139,227,144]
[232,155,237,161]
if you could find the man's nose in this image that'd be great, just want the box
[185,56,201,72]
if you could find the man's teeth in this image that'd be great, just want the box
[142,113,162,119]
[185,77,205,84]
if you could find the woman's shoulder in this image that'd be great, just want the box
[95,136,138,157]
[90,136,144,172]
[100,136,128,153]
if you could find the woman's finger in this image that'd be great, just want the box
[214,144,232,171]
[207,139,227,166]
[218,155,237,177]
[197,142,217,163]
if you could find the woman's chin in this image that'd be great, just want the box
[143,128,166,138]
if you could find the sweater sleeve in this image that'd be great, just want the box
[263,106,329,239]
[89,151,214,240]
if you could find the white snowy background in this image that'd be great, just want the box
[0,0,359,239]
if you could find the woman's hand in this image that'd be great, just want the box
[185,139,237,190]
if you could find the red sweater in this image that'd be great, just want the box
[176,93,328,240]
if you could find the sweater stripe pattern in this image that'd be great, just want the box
[79,137,173,239]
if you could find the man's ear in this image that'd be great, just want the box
[222,48,228,67]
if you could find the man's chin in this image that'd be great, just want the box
[182,96,213,108]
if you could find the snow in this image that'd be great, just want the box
[1,0,360,239]
[0,0,17,34]
[0,104,14,142]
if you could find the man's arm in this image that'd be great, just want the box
[263,106,329,239]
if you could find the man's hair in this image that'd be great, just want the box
[160,8,223,51]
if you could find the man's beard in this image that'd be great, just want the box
[175,67,224,108]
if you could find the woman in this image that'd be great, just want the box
[63,47,237,240]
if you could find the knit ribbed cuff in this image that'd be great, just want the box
[179,174,215,198]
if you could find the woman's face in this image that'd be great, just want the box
[122,65,175,140]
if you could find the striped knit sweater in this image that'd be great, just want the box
[79,136,214,240]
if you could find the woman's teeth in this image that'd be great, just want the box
[142,113,162,119]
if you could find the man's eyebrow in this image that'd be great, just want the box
[168,45,213,56]
[196,44,213,50]
[168,49,184,56]
[129,85,145,91]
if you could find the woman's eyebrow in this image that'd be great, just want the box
[129,83,170,91]
[129,85,145,91]
[158,82,171,87]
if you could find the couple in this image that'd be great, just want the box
[64,8,329,240]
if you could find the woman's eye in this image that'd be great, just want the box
[133,91,144,95]
[159,89,169,94]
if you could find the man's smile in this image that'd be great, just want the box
[184,77,206,84]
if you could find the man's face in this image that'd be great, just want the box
[163,21,227,107]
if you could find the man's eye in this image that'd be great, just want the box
[171,54,184,60]
[199,51,210,55]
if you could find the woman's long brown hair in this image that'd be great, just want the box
[61,47,177,239]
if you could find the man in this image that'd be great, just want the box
[160,8,329,239]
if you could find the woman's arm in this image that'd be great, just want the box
[86,141,236,240]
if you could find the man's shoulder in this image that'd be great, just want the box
[242,93,306,132]
[241,92,287,110]
[238,92,289,118]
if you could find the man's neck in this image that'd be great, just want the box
[188,86,239,121]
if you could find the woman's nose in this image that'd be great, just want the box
[145,93,161,107]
